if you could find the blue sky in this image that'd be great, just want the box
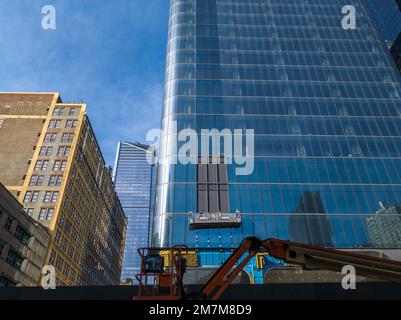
[0,0,169,165]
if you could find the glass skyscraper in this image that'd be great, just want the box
[365,0,401,45]
[365,1,401,75]
[154,0,401,258]
[113,142,155,282]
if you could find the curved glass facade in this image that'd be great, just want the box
[153,0,401,249]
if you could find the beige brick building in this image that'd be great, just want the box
[0,92,127,286]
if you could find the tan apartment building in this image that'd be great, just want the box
[0,183,50,286]
[0,92,127,286]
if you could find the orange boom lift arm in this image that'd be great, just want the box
[200,237,401,300]
[135,237,401,300]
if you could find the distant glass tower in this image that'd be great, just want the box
[365,0,401,45]
[154,0,401,257]
[366,202,401,247]
[113,142,155,282]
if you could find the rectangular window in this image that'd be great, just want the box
[63,263,70,278]
[45,133,57,143]
[0,276,16,287]
[57,146,70,157]
[40,147,52,156]
[60,161,67,171]
[51,192,59,203]
[36,175,44,186]
[6,250,24,270]
[46,146,53,156]
[46,208,54,220]
[31,191,39,203]
[55,120,61,128]
[64,146,71,156]
[29,176,37,186]
[49,250,56,265]
[52,108,59,116]
[56,176,63,186]
[60,237,67,252]
[26,208,34,216]
[43,191,52,203]
[42,160,49,170]
[57,146,64,156]
[65,120,72,128]
[0,119,4,128]
[53,160,61,171]
[0,240,4,256]
[72,120,78,128]
[54,230,61,245]
[4,217,13,231]
[38,208,46,220]
[69,108,76,116]
[34,160,42,171]
[15,225,31,246]
[61,133,74,142]
[55,255,63,271]
[48,120,55,129]
[48,176,56,186]
[39,147,47,156]
[23,191,32,203]
[29,175,44,186]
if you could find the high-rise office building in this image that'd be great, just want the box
[113,142,155,282]
[154,0,401,270]
[366,202,401,248]
[0,92,127,286]
[365,0,401,75]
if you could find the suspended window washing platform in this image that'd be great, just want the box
[189,211,242,229]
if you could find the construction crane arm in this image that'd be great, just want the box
[263,238,401,282]
[199,237,261,300]
[199,237,401,300]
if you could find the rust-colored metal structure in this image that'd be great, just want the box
[135,246,189,300]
